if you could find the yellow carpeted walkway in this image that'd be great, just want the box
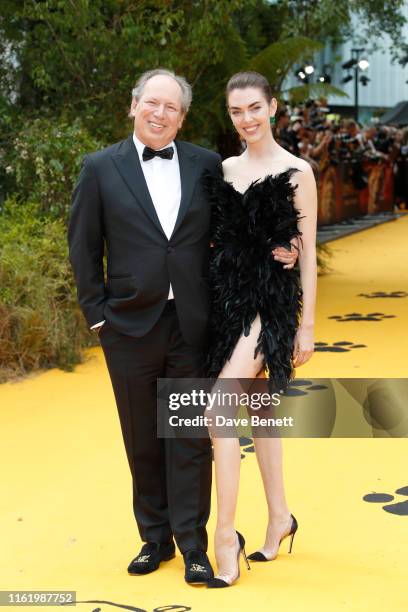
[1,216,408,611]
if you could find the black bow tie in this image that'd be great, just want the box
[142,145,174,162]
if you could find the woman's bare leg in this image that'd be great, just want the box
[251,350,293,557]
[207,315,264,581]
[252,436,292,559]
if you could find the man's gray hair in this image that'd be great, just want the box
[131,68,192,114]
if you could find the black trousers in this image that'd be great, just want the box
[99,300,212,553]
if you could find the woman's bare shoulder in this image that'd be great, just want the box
[281,152,314,182]
[222,156,241,170]
[277,149,307,172]
[222,155,245,179]
[294,158,315,182]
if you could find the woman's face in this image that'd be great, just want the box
[227,87,276,144]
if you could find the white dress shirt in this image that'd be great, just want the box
[91,134,181,330]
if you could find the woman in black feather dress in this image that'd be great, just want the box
[205,72,317,588]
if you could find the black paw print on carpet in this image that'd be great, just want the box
[363,486,408,515]
[358,291,408,299]
[240,436,255,458]
[328,313,396,322]
[315,341,367,352]
[282,379,328,396]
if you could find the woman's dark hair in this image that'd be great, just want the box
[226,71,273,104]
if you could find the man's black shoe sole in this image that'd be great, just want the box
[185,572,214,585]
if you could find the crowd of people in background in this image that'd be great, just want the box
[274,99,408,209]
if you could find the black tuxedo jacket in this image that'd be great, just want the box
[68,135,221,347]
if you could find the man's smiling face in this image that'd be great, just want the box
[130,74,185,149]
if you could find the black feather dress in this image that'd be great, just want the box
[205,167,303,392]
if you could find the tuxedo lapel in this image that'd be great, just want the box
[111,135,167,239]
[171,140,199,238]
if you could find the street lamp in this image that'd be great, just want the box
[295,64,315,83]
[318,63,332,84]
[341,49,370,121]
[296,63,332,84]
[358,59,369,71]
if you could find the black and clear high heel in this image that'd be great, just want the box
[207,531,250,588]
[247,514,298,562]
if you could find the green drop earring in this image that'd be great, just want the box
[270,116,276,125]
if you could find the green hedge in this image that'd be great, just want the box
[0,199,95,382]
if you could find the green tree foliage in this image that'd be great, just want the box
[278,0,406,50]
[1,0,405,151]
[0,0,245,143]
[2,118,103,218]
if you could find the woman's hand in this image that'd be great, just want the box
[272,237,299,269]
[292,324,314,367]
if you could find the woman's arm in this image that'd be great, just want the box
[292,162,318,366]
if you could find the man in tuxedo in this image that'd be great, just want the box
[68,68,297,584]
[68,69,220,584]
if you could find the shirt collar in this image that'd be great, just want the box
[132,133,176,162]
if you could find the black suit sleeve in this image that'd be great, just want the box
[68,155,106,327]
[206,151,223,177]
[215,153,223,176]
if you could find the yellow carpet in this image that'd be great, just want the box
[1,216,408,611]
